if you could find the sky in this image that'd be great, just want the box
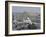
[12,6,40,14]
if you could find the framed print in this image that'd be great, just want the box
[5,1,45,36]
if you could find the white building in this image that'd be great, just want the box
[23,17,32,25]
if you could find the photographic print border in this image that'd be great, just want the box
[5,1,45,36]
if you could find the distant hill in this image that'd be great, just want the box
[13,12,40,23]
